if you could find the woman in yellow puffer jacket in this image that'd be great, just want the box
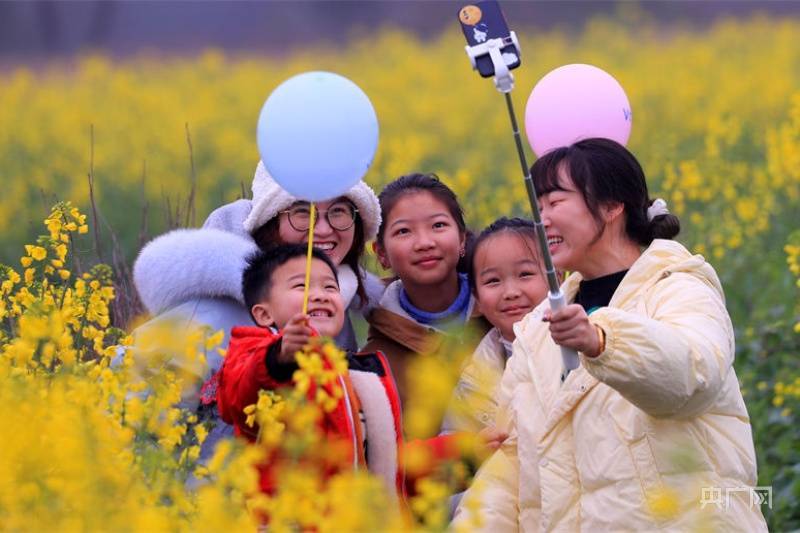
[453,138,767,532]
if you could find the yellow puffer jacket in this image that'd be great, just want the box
[453,240,767,532]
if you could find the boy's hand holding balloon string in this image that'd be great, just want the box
[265,315,320,381]
[278,313,317,364]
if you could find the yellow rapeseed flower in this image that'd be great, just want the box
[24,245,47,261]
[45,217,62,239]
[204,329,225,351]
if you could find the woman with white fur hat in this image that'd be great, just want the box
[129,161,384,468]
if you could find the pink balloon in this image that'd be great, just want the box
[524,64,632,157]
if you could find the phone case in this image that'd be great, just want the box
[458,0,521,77]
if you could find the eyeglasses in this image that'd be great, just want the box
[281,201,359,232]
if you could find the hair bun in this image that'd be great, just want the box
[649,212,681,241]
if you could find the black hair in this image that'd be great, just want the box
[242,243,339,314]
[376,172,472,272]
[467,217,539,293]
[530,138,680,246]
[250,197,367,305]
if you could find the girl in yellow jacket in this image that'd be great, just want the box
[454,138,767,531]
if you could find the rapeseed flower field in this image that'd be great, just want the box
[1,11,798,530]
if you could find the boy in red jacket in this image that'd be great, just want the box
[216,244,404,498]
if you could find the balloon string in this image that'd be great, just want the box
[302,204,316,315]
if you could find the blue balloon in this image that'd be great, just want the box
[256,72,379,201]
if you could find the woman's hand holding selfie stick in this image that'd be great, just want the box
[543,305,604,359]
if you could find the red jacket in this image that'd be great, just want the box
[216,326,405,497]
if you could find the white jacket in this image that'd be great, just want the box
[453,240,767,532]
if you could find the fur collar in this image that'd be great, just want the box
[134,228,259,315]
[337,264,358,309]
[368,279,485,353]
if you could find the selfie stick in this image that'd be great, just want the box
[465,35,580,374]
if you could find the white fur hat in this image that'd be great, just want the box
[243,161,381,241]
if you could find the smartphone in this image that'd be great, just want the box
[458,0,521,78]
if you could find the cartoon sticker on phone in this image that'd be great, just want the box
[459,5,482,26]
[473,23,489,43]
